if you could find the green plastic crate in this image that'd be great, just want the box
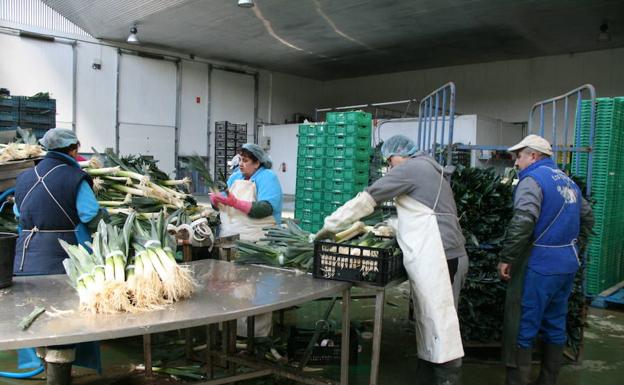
[297,176,324,190]
[324,157,369,171]
[325,168,369,183]
[298,188,324,201]
[325,146,371,160]
[298,146,326,157]
[299,219,323,233]
[298,135,326,146]
[295,199,323,212]
[298,156,324,168]
[326,111,372,125]
[324,179,368,193]
[325,135,371,147]
[323,191,356,204]
[297,166,324,179]
[327,124,371,137]
[299,123,327,136]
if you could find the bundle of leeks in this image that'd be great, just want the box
[80,150,217,234]
[131,211,196,306]
[60,213,136,313]
[60,211,197,313]
[235,220,315,271]
[0,128,45,163]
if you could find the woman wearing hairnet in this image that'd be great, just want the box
[316,135,467,385]
[209,143,283,337]
[12,128,107,381]
[210,143,283,241]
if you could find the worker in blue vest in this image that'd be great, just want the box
[498,135,593,385]
[13,128,106,384]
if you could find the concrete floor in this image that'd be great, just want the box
[2,197,622,384]
[1,282,623,385]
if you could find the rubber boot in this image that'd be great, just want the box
[535,344,564,385]
[416,359,434,385]
[432,358,462,385]
[505,347,532,385]
[46,362,72,385]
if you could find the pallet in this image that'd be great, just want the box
[0,158,37,191]
[590,280,624,309]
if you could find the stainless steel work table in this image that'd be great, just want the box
[0,259,352,385]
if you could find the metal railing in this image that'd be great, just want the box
[417,82,456,165]
[528,84,596,195]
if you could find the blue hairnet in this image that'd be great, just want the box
[39,128,78,150]
[242,143,273,169]
[380,135,418,159]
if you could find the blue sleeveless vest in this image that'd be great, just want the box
[13,152,92,275]
[518,158,582,274]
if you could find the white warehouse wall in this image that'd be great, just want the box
[0,31,321,175]
[75,42,117,151]
[0,33,73,128]
[319,48,624,124]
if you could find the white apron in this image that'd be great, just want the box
[395,176,464,363]
[218,179,276,337]
[219,179,276,242]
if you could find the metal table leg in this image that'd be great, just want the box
[370,288,385,385]
[206,324,217,379]
[340,288,351,385]
[227,320,237,375]
[143,334,152,376]
[246,316,255,355]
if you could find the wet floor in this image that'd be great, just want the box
[1,282,622,385]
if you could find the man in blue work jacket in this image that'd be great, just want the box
[13,128,106,384]
[498,135,593,385]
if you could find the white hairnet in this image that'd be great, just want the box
[380,135,418,159]
[242,143,273,169]
[39,128,78,150]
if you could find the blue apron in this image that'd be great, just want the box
[14,153,101,373]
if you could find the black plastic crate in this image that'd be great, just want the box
[313,236,406,286]
[287,327,358,366]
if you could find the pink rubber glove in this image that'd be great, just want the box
[209,192,224,207]
[211,192,252,214]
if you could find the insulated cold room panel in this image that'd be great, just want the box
[376,115,477,146]
[263,124,299,195]
[179,61,208,156]
[118,123,176,175]
[118,53,177,174]
[75,43,117,151]
[118,54,176,127]
[0,33,72,127]
[210,69,255,148]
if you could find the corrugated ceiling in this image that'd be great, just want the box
[41,0,624,80]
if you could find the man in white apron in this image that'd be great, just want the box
[210,143,283,337]
[316,135,467,385]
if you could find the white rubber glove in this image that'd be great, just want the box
[323,191,376,233]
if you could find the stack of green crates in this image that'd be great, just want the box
[295,111,372,232]
[573,97,624,295]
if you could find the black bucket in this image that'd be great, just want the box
[0,232,17,288]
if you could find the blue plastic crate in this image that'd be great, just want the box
[19,96,56,111]
[0,110,19,123]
